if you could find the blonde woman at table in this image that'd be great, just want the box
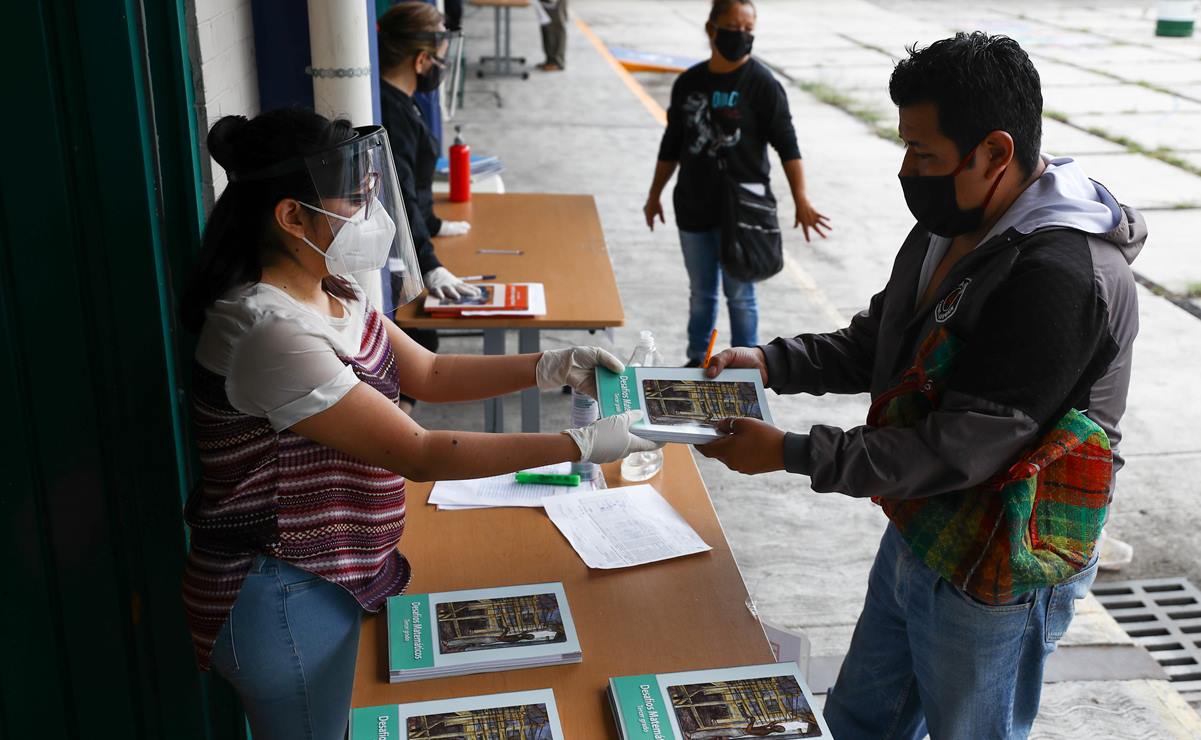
[177,108,657,740]
[643,0,830,366]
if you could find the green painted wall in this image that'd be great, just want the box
[1,0,243,737]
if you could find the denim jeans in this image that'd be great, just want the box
[679,228,759,362]
[210,556,363,740]
[825,524,1098,740]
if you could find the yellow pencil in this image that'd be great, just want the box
[702,329,718,369]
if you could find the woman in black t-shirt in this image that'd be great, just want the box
[643,0,830,366]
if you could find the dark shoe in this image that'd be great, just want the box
[683,359,702,368]
[536,62,564,72]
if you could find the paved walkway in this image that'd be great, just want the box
[419,1,1201,734]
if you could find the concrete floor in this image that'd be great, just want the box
[416,0,1201,733]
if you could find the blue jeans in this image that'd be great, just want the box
[679,229,758,362]
[210,556,363,740]
[825,524,1098,740]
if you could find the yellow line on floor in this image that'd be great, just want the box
[782,252,848,327]
[574,16,668,126]
[577,14,846,328]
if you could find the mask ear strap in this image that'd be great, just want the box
[300,200,353,223]
[981,165,1008,210]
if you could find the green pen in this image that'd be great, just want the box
[515,472,581,487]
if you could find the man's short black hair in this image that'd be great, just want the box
[890,32,1043,176]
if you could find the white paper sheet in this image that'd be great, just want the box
[541,484,711,568]
[427,462,602,509]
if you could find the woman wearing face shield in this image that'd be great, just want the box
[643,0,831,367]
[178,109,656,740]
[378,3,470,411]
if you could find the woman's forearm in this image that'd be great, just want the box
[782,158,807,201]
[648,160,678,198]
[289,383,583,482]
[418,352,541,403]
[409,429,580,482]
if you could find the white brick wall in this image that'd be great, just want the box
[187,0,260,207]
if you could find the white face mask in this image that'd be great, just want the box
[299,197,397,275]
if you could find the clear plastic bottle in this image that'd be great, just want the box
[621,330,665,481]
[569,388,599,481]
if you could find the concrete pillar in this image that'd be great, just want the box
[306,0,374,125]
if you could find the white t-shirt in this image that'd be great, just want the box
[195,281,370,431]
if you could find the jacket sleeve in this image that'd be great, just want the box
[424,209,443,240]
[759,287,884,396]
[386,119,442,274]
[783,247,1110,499]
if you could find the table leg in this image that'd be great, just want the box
[493,7,501,74]
[502,8,511,76]
[519,329,541,433]
[483,328,506,432]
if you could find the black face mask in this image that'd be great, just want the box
[416,56,445,93]
[714,28,754,62]
[898,144,1007,237]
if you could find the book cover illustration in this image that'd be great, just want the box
[436,285,495,307]
[596,367,773,443]
[609,662,829,740]
[667,675,821,739]
[352,689,563,740]
[406,702,554,739]
[387,582,580,680]
[424,283,529,313]
[437,592,567,655]
[642,377,763,429]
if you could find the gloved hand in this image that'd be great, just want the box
[564,411,664,464]
[536,346,624,399]
[437,220,471,237]
[424,266,481,301]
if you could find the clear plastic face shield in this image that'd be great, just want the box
[302,126,423,314]
[440,30,465,119]
[402,29,464,119]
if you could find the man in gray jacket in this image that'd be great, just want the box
[700,32,1144,739]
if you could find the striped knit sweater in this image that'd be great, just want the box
[182,308,411,670]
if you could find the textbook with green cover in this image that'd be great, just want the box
[608,662,830,739]
[351,689,563,740]
[595,366,773,444]
[386,582,581,683]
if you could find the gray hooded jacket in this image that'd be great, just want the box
[764,157,1146,500]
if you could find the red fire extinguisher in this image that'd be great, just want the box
[449,126,470,203]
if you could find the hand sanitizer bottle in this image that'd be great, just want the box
[621,331,665,481]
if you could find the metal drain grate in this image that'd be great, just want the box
[1093,577,1201,704]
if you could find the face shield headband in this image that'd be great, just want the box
[227,125,425,314]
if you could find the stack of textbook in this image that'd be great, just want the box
[352,689,564,740]
[608,662,831,739]
[424,283,529,316]
[596,366,774,444]
[385,582,581,683]
[434,153,504,181]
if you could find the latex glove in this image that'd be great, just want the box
[536,346,624,399]
[437,220,472,237]
[424,266,481,301]
[564,411,664,464]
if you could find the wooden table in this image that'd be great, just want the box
[397,193,625,432]
[351,445,775,737]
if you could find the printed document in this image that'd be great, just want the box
[542,484,710,568]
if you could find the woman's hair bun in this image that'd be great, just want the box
[207,115,250,173]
